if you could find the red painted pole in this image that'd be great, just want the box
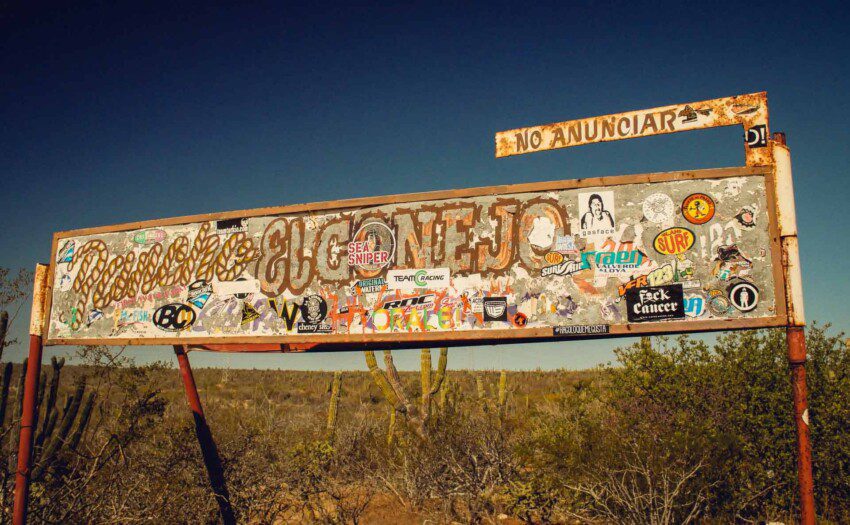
[12,335,43,525]
[787,326,815,525]
[13,264,49,525]
[173,345,236,524]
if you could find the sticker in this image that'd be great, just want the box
[348,222,395,272]
[617,264,674,296]
[642,193,674,223]
[746,125,767,148]
[387,268,450,291]
[708,295,731,316]
[678,105,711,123]
[511,312,528,328]
[483,297,508,322]
[132,229,166,245]
[241,302,260,325]
[188,280,212,309]
[681,193,716,225]
[299,295,328,324]
[582,249,645,275]
[731,103,759,115]
[684,293,706,317]
[554,325,610,336]
[653,227,695,255]
[554,235,579,255]
[541,259,583,277]
[57,240,75,263]
[735,206,756,228]
[625,284,685,323]
[544,252,564,265]
[153,303,196,332]
[351,278,387,294]
[214,278,260,297]
[58,274,73,291]
[579,191,616,238]
[216,218,247,234]
[297,322,332,334]
[382,294,435,310]
[86,309,103,326]
[728,281,759,312]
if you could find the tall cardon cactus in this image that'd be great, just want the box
[0,355,96,481]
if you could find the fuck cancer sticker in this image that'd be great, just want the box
[625,284,685,323]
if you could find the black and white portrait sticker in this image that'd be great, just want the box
[728,281,759,312]
[579,191,616,238]
[625,284,685,323]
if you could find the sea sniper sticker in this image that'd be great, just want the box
[653,227,695,255]
[348,222,395,273]
[682,193,715,225]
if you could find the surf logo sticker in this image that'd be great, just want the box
[653,227,695,256]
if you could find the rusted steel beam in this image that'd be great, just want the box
[13,264,49,525]
[495,92,771,166]
[173,345,236,525]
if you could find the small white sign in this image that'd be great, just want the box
[214,279,261,296]
[387,268,451,291]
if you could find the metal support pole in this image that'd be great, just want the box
[787,326,815,524]
[173,345,236,525]
[13,264,49,525]
[772,133,815,524]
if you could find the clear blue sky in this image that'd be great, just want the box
[1,2,847,370]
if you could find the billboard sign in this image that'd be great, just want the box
[44,166,785,347]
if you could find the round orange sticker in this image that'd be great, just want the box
[682,193,715,225]
[653,227,695,255]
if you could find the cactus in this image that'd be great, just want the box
[325,371,342,440]
[0,310,8,362]
[0,357,97,481]
[32,376,89,479]
[0,362,12,426]
[498,370,508,414]
[419,348,447,421]
[387,405,396,446]
[36,357,65,449]
[364,350,428,440]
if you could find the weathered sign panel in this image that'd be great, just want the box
[495,92,771,166]
[44,166,785,347]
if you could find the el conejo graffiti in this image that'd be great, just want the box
[47,173,777,341]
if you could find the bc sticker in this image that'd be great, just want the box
[153,304,196,332]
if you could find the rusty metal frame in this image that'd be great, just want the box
[495,92,772,166]
[41,165,786,349]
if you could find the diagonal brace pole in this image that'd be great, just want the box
[173,345,236,524]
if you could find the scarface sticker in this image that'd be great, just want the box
[579,191,615,238]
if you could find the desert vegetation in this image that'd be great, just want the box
[0,325,848,523]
